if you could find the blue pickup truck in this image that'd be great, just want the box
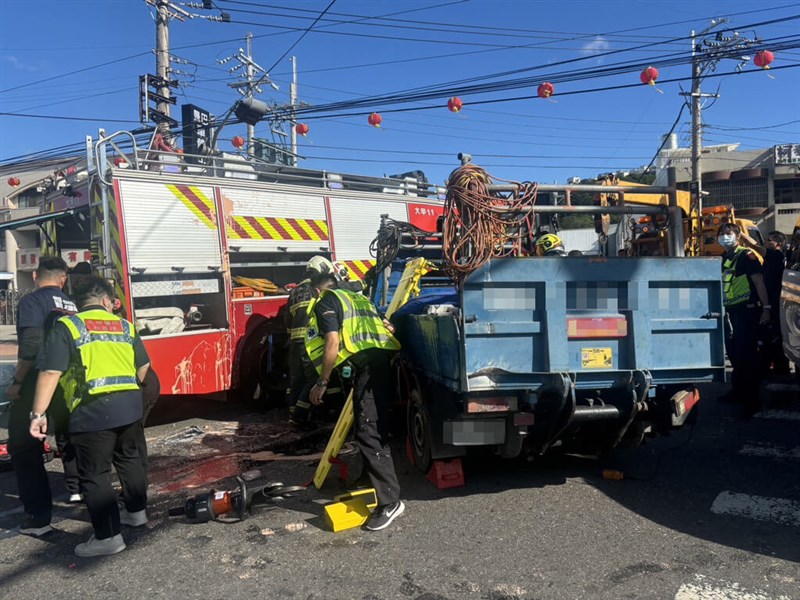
[391,255,725,470]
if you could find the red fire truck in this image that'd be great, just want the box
[2,131,444,401]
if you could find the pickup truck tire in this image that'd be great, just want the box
[408,387,433,473]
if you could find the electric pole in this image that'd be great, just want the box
[219,36,278,154]
[290,56,298,166]
[246,33,255,154]
[143,0,230,125]
[155,0,171,119]
[679,19,760,250]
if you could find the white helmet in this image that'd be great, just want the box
[306,256,336,278]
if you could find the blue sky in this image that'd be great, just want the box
[1,0,799,186]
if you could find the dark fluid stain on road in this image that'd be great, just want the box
[606,561,667,583]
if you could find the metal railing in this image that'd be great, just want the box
[0,289,31,326]
[91,131,446,200]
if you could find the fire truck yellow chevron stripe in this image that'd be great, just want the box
[342,260,376,279]
[275,218,303,241]
[167,184,217,230]
[232,216,259,239]
[225,216,329,241]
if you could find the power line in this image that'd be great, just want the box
[0,52,149,94]
[0,112,141,124]
[264,0,338,74]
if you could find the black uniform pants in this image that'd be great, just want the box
[352,349,400,507]
[288,343,315,421]
[725,305,762,412]
[8,377,79,523]
[70,421,148,540]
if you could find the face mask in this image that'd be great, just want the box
[717,234,737,249]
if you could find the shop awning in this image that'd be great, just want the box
[0,207,88,233]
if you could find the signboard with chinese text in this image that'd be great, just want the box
[407,203,444,233]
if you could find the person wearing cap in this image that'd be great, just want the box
[536,233,567,257]
[306,268,405,531]
[286,256,339,427]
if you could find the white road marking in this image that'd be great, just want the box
[754,410,800,421]
[710,491,800,527]
[739,442,800,460]
[675,574,792,600]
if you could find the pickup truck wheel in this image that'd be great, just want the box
[408,388,433,473]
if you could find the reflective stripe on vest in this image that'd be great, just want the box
[722,246,756,307]
[59,309,140,413]
[305,289,400,373]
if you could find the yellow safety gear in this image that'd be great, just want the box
[59,309,140,413]
[305,289,400,374]
[722,246,758,307]
[536,233,564,256]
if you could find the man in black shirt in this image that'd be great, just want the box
[307,272,404,531]
[30,276,150,557]
[763,231,789,375]
[6,256,79,536]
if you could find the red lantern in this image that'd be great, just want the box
[295,123,309,137]
[368,113,382,128]
[7,177,21,187]
[231,135,245,149]
[537,82,555,99]
[640,66,659,86]
[754,50,774,69]
[447,96,463,113]
[113,156,127,167]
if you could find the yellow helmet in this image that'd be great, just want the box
[536,233,564,256]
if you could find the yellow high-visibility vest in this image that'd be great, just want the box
[722,246,761,307]
[59,309,140,413]
[305,289,400,373]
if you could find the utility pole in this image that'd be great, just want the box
[679,19,759,252]
[246,33,255,155]
[290,56,298,167]
[690,29,703,208]
[155,0,171,119]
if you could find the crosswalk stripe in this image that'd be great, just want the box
[754,410,800,421]
[738,442,800,460]
[710,491,800,527]
[675,574,792,600]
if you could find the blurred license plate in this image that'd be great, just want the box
[581,347,613,368]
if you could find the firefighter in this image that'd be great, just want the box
[306,272,405,531]
[286,256,339,427]
[30,276,151,557]
[718,223,770,416]
[6,256,80,537]
[536,233,567,256]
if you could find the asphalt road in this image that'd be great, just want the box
[1,382,798,600]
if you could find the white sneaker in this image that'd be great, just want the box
[119,508,147,527]
[68,493,83,503]
[74,534,126,557]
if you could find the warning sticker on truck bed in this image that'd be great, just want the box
[581,347,613,368]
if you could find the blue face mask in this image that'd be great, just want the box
[717,234,737,249]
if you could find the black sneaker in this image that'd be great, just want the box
[364,501,405,531]
[19,515,53,537]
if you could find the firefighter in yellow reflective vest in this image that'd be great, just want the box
[306,273,405,531]
[718,223,770,416]
[30,276,151,557]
